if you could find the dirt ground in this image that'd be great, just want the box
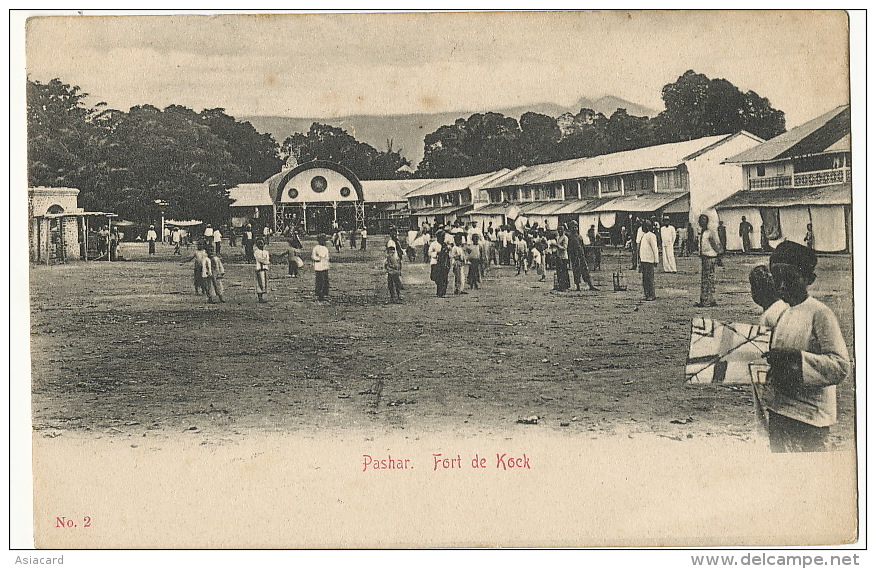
[28,236,857,449]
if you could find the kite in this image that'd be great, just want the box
[685,318,771,385]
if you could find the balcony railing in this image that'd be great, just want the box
[748,168,850,190]
[793,168,848,187]
[749,175,792,190]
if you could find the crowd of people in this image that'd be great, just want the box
[162,215,854,454]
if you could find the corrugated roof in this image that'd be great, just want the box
[724,106,850,164]
[546,135,736,182]
[405,171,507,198]
[470,203,513,215]
[229,183,272,207]
[479,162,571,189]
[588,191,689,213]
[551,199,601,215]
[520,201,571,216]
[360,179,436,202]
[825,133,851,153]
[412,204,474,216]
[714,183,851,209]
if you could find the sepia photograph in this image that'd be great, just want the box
[12,9,864,552]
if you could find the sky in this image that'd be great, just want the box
[22,10,852,128]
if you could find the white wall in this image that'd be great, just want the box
[686,134,762,226]
[277,167,359,203]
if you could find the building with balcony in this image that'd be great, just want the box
[467,132,762,242]
[716,105,851,252]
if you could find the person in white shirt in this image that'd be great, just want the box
[360,227,368,251]
[253,238,270,304]
[638,220,660,301]
[204,225,214,239]
[659,219,677,273]
[146,225,157,255]
[428,232,443,283]
[311,234,331,301]
[212,227,223,255]
[763,241,850,452]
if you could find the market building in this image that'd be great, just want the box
[464,132,763,242]
[716,105,852,252]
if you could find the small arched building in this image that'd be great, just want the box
[229,160,435,235]
[267,160,364,235]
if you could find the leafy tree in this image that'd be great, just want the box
[604,109,657,153]
[27,78,288,225]
[280,123,410,180]
[656,70,785,141]
[518,112,561,165]
[26,78,105,190]
[199,108,283,182]
[418,113,522,178]
[555,108,611,160]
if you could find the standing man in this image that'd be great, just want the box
[695,214,723,307]
[554,226,571,292]
[717,220,728,253]
[311,234,331,301]
[804,223,815,250]
[566,222,598,291]
[660,218,677,273]
[683,222,694,256]
[638,220,659,301]
[739,216,754,253]
[360,226,368,251]
[212,225,223,255]
[243,224,255,263]
[146,225,158,255]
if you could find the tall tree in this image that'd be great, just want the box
[656,70,785,141]
[27,78,290,224]
[518,112,561,165]
[417,113,522,178]
[280,123,410,180]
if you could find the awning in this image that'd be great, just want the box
[39,211,117,219]
[470,203,512,215]
[714,183,851,209]
[550,199,603,215]
[165,219,204,227]
[588,192,689,213]
[520,201,569,216]
[411,204,473,216]
[372,202,409,212]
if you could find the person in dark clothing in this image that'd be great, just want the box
[566,222,598,291]
[717,220,728,253]
[434,241,451,297]
[686,222,697,256]
[739,216,754,253]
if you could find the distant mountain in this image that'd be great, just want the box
[239,96,658,168]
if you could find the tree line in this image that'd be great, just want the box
[27,70,785,222]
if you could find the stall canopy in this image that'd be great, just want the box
[470,203,513,215]
[714,183,851,209]
[412,205,473,216]
[165,219,204,227]
[586,191,689,213]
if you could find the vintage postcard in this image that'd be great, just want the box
[12,10,863,552]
